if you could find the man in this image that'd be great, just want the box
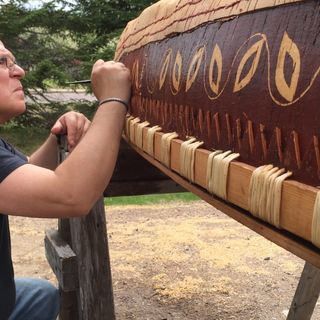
[0,40,131,320]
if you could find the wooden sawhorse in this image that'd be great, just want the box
[287,262,320,319]
[44,138,185,319]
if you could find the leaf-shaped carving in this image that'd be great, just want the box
[172,51,182,94]
[234,39,264,92]
[145,56,156,94]
[208,44,223,95]
[159,49,172,90]
[186,47,205,92]
[275,32,301,102]
[132,60,140,90]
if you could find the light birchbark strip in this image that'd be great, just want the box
[312,192,320,248]
[144,125,162,156]
[115,0,304,59]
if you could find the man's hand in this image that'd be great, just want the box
[51,111,91,151]
[91,60,131,103]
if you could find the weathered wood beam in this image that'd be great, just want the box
[287,262,320,320]
[59,291,79,320]
[44,229,78,292]
[46,135,116,320]
[69,197,115,320]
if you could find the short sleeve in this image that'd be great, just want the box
[0,139,28,183]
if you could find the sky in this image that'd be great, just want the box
[0,0,50,8]
[0,0,74,9]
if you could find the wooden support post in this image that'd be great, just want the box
[287,262,320,320]
[45,221,79,319]
[57,219,79,320]
[69,197,115,319]
[45,135,115,320]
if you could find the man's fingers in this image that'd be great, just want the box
[66,113,89,148]
[83,121,91,135]
[51,112,91,151]
[50,121,64,135]
[65,114,79,147]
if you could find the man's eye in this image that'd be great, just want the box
[0,57,7,65]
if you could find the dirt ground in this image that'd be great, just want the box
[10,200,320,320]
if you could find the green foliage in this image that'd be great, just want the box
[0,0,155,88]
[12,101,96,129]
[0,125,48,155]
[0,0,154,132]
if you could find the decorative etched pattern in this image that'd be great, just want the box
[234,39,264,93]
[130,32,319,107]
[208,45,222,96]
[186,47,205,92]
[172,51,182,95]
[275,32,301,103]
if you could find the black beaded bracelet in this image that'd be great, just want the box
[98,97,129,112]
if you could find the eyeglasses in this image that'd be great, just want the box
[0,56,17,72]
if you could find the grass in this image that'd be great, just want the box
[105,192,199,206]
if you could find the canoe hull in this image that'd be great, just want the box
[117,0,320,186]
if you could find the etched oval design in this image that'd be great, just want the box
[159,49,172,90]
[234,39,264,92]
[132,59,140,90]
[145,57,156,94]
[275,32,301,102]
[186,47,205,92]
[172,51,182,95]
[208,44,223,95]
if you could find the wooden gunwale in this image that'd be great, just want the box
[123,133,320,268]
[123,126,320,266]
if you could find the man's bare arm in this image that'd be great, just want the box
[0,61,130,218]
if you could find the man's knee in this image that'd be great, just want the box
[12,278,60,320]
[37,279,60,308]
[32,279,60,318]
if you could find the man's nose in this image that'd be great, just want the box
[10,64,25,79]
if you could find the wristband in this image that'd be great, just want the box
[98,97,129,112]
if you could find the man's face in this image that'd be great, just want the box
[0,41,26,123]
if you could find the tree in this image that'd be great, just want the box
[0,0,154,127]
[0,0,154,88]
